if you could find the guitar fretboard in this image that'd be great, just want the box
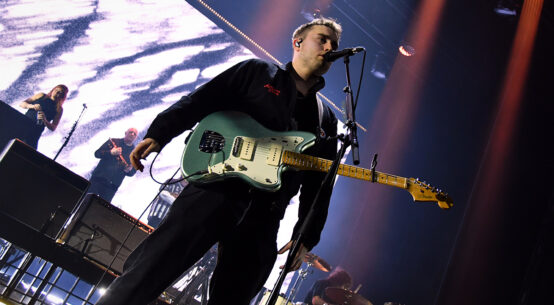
[282,150,408,190]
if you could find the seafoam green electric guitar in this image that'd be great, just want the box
[181,111,453,209]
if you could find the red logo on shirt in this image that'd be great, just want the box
[264,84,280,96]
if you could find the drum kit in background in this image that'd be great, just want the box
[259,252,374,305]
[325,287,372,305]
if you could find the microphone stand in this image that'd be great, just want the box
[343,55,360,165]
[54,104,87,161]
[266,53,360,305]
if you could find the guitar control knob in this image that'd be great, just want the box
[238,164,247,171]
[224,164,234,171]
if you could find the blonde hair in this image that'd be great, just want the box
[292,17,342,43]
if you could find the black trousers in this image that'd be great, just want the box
[95,184,281,305]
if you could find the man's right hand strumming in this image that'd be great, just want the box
[130,138,161,172]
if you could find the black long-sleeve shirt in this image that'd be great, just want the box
[90,138,136,187]
[145,59,337,249]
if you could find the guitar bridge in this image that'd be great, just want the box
[199,130,225,153]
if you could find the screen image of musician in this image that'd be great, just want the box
[147,175,189,229]
[17,84,69,149]
[88,128,138,202]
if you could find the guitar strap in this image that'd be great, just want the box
[315,96,327,141]
[316,95,324,128]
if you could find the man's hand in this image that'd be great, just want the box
[33,104,42,111]
[278,240,308,272]
[123,164,133,173]
[110,147,122,156]
[130,138,161,172]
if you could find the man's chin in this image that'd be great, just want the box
[315,65,331,76]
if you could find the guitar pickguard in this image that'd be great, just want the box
[204,135,306,187]
[181,111,317,191]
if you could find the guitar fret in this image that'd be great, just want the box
[364,169,370,180]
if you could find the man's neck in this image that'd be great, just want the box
[291,61,319,96]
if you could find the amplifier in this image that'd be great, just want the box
[0,139,89,238]
[57,194,153,275]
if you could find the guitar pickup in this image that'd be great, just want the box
[232,137,243,157]
[232,137,256,160]
[266,144,282,166]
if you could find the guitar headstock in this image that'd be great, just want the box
[407,178,453,209]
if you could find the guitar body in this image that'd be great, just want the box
[181,111,316,191]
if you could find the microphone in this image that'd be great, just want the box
[83,103,87,109]
[324,47,365,62]
[36,111,43,125]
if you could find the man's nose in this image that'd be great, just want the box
[323,41,333,51]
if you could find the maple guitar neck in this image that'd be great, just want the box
[283,151,406,187]
[281,150,453,210]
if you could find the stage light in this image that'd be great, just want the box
[398,44,416,57]
[370,52,390,80]
[301,7,321,21]
[494,0,519,16]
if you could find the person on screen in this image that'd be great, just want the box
[96,17,342,305]
[18,84,68,149]
[147,175,189,228]
[88,128,138,203]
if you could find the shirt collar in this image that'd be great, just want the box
[285,62,326,95]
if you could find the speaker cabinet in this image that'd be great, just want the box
[0,101,36,149]
[57,194,153,275]
[0,139,89,238]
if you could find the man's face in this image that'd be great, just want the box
[295,25,339,76]
[124,128,138,143]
